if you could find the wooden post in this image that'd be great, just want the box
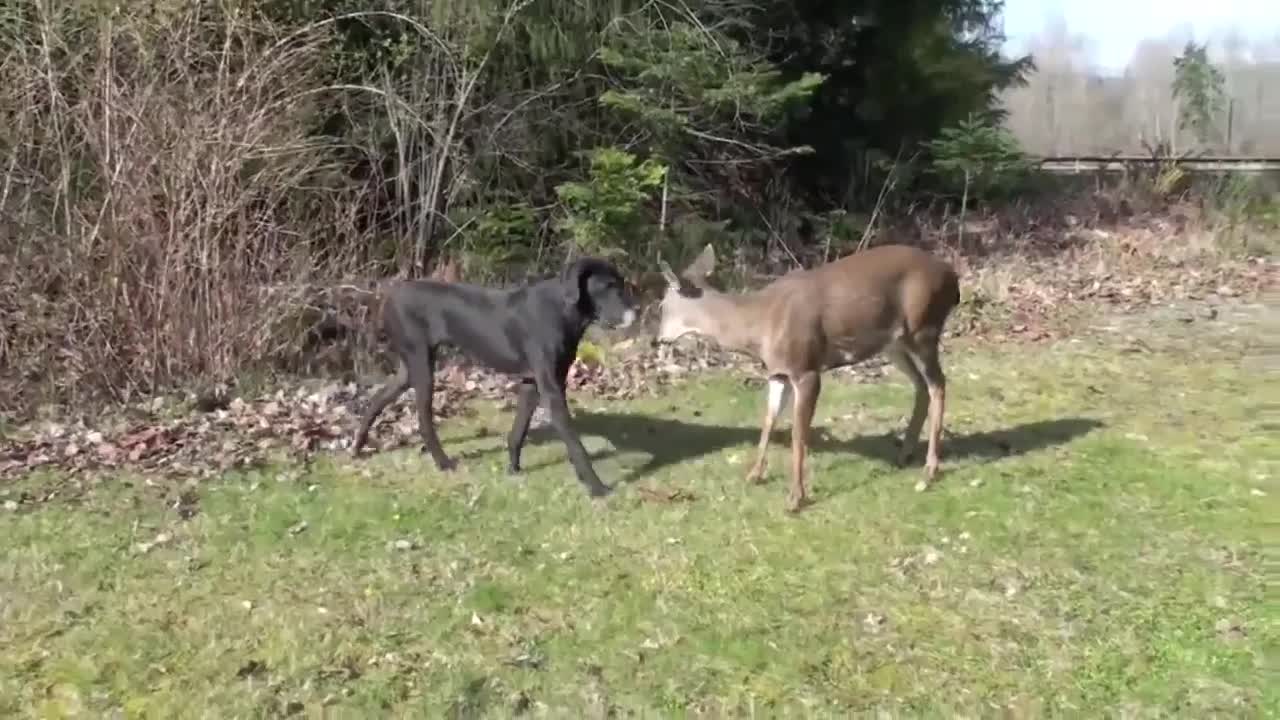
[1226,98,1234,153]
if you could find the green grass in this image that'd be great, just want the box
[2,331,1276,718]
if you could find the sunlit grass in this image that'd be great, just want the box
[2,330,1275,717]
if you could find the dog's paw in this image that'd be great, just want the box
[587,483,613,499]
[435,457,459,472]
[506,462,522,475]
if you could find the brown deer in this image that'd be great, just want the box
[655,243,960,511]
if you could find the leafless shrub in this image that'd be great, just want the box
[0,3,378,418]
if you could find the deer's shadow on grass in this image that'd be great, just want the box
[474,412,1104,484]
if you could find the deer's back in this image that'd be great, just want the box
[755,245,959,371]
[846,244,956,327]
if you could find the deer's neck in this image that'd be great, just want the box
[691,290,766,356]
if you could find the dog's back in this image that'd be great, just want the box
[381,278,553,375]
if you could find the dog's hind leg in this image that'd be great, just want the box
[352,359,410,455]
[406,348,457,471]
[506,379,539,474]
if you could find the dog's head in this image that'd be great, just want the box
[562,257,637,330]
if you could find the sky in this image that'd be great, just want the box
[1001,0,1280,72]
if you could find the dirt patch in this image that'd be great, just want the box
[1087,297,1279,361]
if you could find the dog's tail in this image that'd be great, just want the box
[343,258,457,333]
[323,279,396,346]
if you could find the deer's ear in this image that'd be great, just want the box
[658,259,681,288]
[683,243,715,284]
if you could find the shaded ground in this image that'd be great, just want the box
[2,306,1275,717]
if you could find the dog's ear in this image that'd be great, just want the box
[561,257,592,309]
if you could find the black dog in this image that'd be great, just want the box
[351,257,637,497]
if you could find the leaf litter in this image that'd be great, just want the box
[0,341,756,499]
[2,248,1272,507]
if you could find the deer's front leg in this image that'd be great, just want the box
[746,376,790,484]
[787,371,821,512]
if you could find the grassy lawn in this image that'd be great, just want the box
[2,321,1276,717]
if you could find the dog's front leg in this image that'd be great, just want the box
[535,373,610,497]
[506,379,539,474]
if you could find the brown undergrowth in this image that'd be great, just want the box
[3,0,1275,435]
[2,198,1274,492]
[4,196,1274,428]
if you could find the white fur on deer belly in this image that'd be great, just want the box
[825,335,889,368]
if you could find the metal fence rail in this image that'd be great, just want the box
[1035,156,1280,174]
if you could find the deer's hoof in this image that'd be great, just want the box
[916,460,939,491]
[785,494,812,514]
[924,457,939,479]
[745,468,767,485]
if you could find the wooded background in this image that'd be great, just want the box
[1,1,1275,415]
[1003,20,1280,156]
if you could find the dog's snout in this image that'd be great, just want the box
[618,308,637,329]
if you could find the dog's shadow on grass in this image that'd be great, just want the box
[474,412,1104,484]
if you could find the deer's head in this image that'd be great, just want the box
[655,243,717,344]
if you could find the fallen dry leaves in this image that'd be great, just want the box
[3,236,1273,500]
[0,341,746,492]
[957,249,1274,344]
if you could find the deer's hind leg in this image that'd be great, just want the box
[886,342,929,468]
[901,333,946,490]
